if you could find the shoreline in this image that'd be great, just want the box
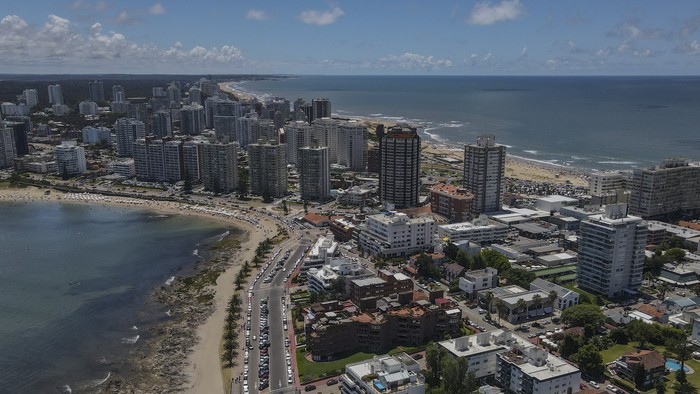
[220,80,590,187]
[0,186,278,394]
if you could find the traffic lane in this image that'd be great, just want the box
[248,291,262,394]
[273,243,307,288]
[268,287,288,391]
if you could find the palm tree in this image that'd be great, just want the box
[532,294,543,317]
[484,291,494,313]
[516,298,528,324]
[548,290,558,313]
[644,272,654,287]
[495,299,505,324]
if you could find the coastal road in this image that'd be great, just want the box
[246,239,309,394]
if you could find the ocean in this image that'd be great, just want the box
[233,75,700,171]
[0,201,231,393]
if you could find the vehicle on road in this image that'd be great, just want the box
[326,379,338,385]
[590,381,600,389]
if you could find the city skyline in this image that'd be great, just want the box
[1,1,700,75]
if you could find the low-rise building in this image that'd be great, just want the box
[437,215,509,244]
[529,278,580,311]
[496,341,580,394]
[613,350,665,389]
[459,268,498,301]
[359,211,435,258]
[301,235,339,276]
[480,285,554,324]
[439,330,521,379]
[349,270,413,310]
[340,353,425,394]
[307,257,373,294]
[430,183,474,223]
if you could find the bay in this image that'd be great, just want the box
[235,75,700,171]
[0,201,231,393]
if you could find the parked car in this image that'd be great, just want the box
[326,379,338,385]
[590,381,600,389]
[305,385,317,391]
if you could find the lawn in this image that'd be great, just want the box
[600,341,700,392]
[296,349,374,383]
[296,345,427,383]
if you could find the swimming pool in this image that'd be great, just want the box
[666,359,690,372]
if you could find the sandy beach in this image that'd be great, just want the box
[0,186,279,394]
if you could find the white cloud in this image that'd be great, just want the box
[115,10,139,25]
[676,40,700,55]
[299,6,344,26]
[148,3,166,15]
[633,48,653,57]
[0,14,245,72]
[379,52,454,70]
[467,0,525,25]
[521,46,528,57]
[246,9,269,21]
[483,52,494,61]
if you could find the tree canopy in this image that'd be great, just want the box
[560,304,605,327]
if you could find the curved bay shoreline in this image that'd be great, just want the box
[0,187,280,394]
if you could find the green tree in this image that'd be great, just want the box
[281,199,289,214]
[656,380,667,394]
[667,248,687,264]
[444,242,459,261]
[481,249,511,272]
[560,304,605,327]
[456,249,472,269]
[633,363,647,387]
[425,342,445,387]
[573,344,604,376]
[502,268,536,288]
[516,298,528,324]
[532,294,543,317]
[303,199,309,214]
[560,334,580,358]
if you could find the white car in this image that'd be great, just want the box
[590,381,600,389]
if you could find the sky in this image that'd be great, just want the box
[3,1,700,75]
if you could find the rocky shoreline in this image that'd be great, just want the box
[99,235,243,393]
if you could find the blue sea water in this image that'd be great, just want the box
[234,75,700,171]
[0,201,232,393]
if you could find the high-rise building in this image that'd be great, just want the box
[112,84,125,101]
[188,87,202,106]
[589,171,630,206]
[463,134,506,215]
[379,125,420,209]
[115,118,146,157]
[248,140,288,199]
[284,120,313,166]
[337,120,367,171]
[54,141,87,175]
[312,118,339,163]
[311,98,331,122]
[4,122,29,157]
[133,138,183,182]
[1,102,17,116]
[88,81,104,102]
[151,111,172,138]
[253,118,278,144]
[179,104,205,135]
[298,146,330,201]
[23,89,38,108]
[182,140,203,182]
[48,84,64,105]
[628,159,700,218]
[78,101,98,116]
[201,141,238,194]
[81,126,112,146]
[0,124,16,168]
[127,98,150,131]
[577,204,647,298]
[235,112,258,148]
[166,82,181,105]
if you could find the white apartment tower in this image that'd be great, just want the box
[379,126,420,209]
[0,125,16,168]
[182,140,203,182]
[201,141,238,194]
[115,118,146,157]
[312,117,339,163]
[463,134,506,214]
[48,84,64,105]
[54,141,87,175]
[284,120,313,166]
[337,120,367,172]
[298,146,330,201]
[23,89,38,108]
[577,204,647,298]
[248,140,288,199]
[628,159,700,218]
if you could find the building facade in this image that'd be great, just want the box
[337,121,367,171]
[464,135,506,214]
[115,118,146,157]
[54,141,86,175]
[379,126,420,209]
[359,212,436,258]
[430,183,474,223]
[437,215,509,244]
[340,353,425,394]
[459,268,499,301]
[629,159,700,218]
[577,204,647,298]
[298,146,330,201]
[200,141,238,194]
[248,140,288,198]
